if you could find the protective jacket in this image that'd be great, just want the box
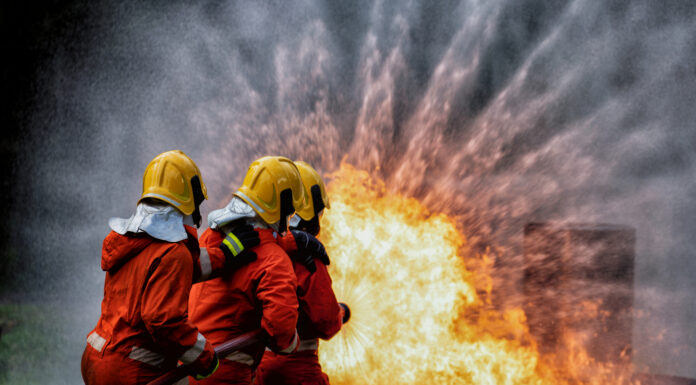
[189,228,299,385]
[81,226,216,385]
[256,233,342,385]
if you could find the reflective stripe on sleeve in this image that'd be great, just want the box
[279,331,299,354]
[199,248,212,281]
[129,346,166,367]
[225,351,255,366]
[222,234,244,256]
[297,338,319,352]
[179,332,207,365]
[87,331,107,352]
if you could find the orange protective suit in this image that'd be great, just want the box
[189,228,299,385]
[81,225,216,385]
[256,234,343,385]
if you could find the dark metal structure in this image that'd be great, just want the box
[523,222,635,364]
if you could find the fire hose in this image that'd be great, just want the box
[146,303,350,385]
[146,329,265,385]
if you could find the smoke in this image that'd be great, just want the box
[6,0,696,382]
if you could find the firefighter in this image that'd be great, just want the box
[81,150,260,385]
[256,161,347,385]
[189,156,310,385]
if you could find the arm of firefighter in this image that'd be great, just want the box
[256,249,300,354]
[194,247,227,282]
[141,245,216,373]
[298,260,343,340]
[192,229,227,283]
[194,227,259,282]
[276,232,299,254]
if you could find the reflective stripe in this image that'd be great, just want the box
[87,331,107,352]
[235,192,265,213]
[297,338,319,352]
[279,331,299,354]
[141,193,182,207]
[223,234,244,256]
[265,338,318,353]
[224,351,255,366]
[199,248,212,281]
[129,346,166,367]
[179,332,207,365]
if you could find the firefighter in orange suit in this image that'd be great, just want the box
[256,161,347,385]
[189,156,308,385]
[81,150,260,385]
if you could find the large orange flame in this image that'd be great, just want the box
[317,163,636,385]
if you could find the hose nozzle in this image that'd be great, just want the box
[339,302,351,324]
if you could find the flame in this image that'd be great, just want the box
[317,163,636,385]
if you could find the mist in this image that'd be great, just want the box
[3,0,696,383]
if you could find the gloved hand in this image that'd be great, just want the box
[193,352,219,380]
[290,230,330,273]
[219,224,260,270]
[339,302,351,324]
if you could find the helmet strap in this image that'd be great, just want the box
[278,189,295,234]
[192,206,202,228]
[310,185,325,213]
[191,175,206,228]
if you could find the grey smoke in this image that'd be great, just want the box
[9,0,696,382]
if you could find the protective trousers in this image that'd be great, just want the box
[256,351,329,385]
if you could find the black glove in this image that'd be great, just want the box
[219,224,260,270]
[339,302,351,324]
[193,352,219,380]
[290,230,330,274]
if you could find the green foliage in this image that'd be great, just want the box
[0,303,83,385]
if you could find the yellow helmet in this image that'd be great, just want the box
[139,150,207,216]
[294,161,330,221]
[234,156,306,226]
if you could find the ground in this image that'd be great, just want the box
[0,303,83,385]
